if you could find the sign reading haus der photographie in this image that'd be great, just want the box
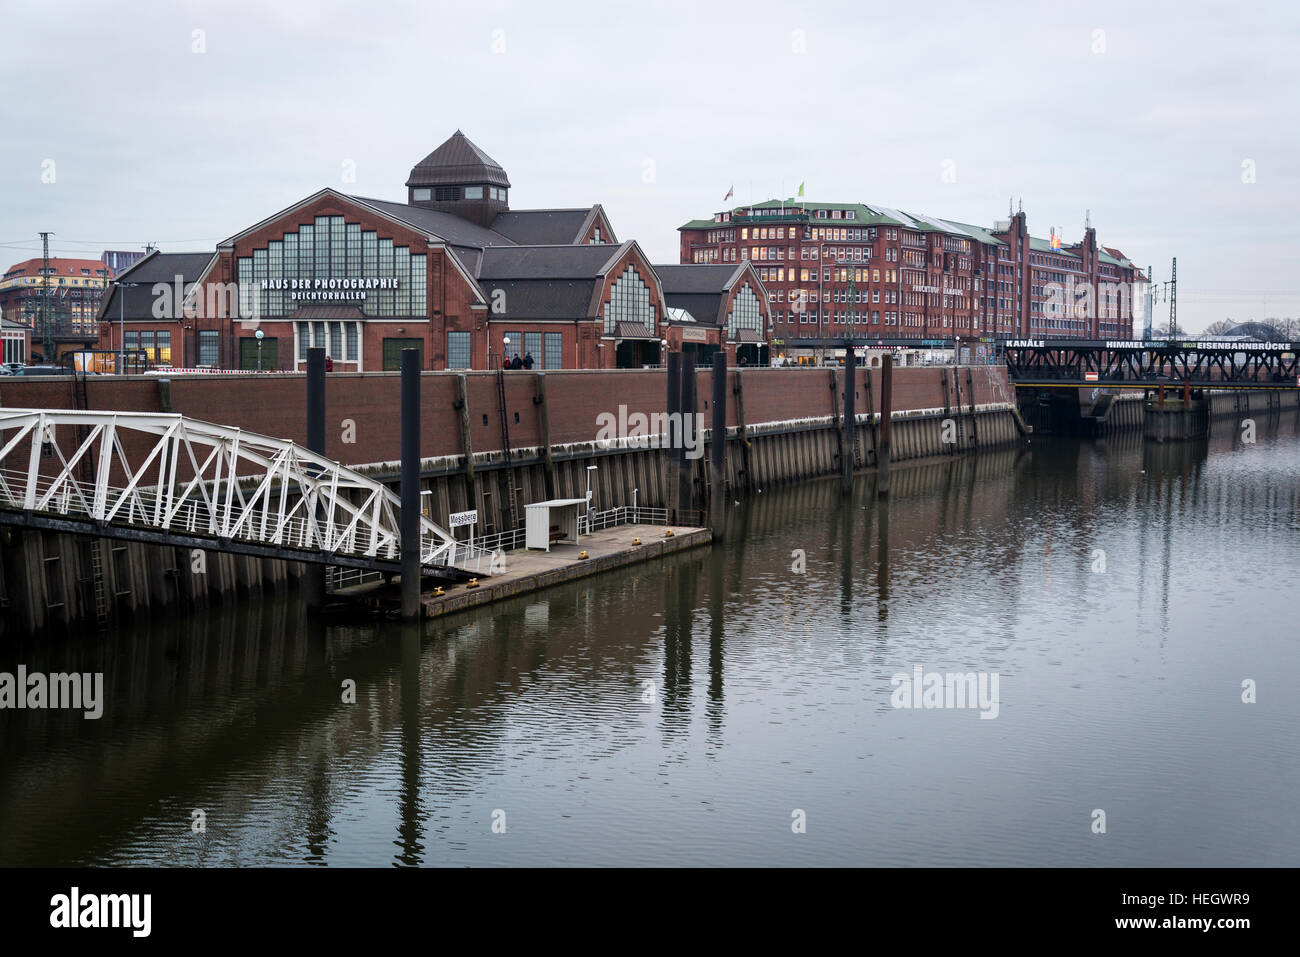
[260,277,401,302]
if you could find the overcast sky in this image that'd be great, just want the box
[3,0,1297,332]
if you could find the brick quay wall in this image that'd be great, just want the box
[0,366,1022,634]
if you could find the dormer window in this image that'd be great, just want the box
[465,186,484,199]
[413,188,431,201]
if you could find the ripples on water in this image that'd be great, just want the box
[2,420,1299,866]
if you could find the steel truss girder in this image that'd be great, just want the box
[1004,343,1299,388]
[0,408,485,571]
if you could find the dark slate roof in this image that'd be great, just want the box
[734,329,765,342]
[119,251,215,284]
[350,196,517,250]
[491,209,593,245]
[478,278,598,321]
[406,131,511,188]
[653,263,740,295]
[98,251,216,321]
[613,321,656,339]
[662,291,724,326]
[477,244,621,280]
[1,317,29,330]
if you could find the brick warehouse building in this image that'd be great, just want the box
[1,256,113,361]
[678,199,1146,361]
[97,131,763,371]
[655,263,770,365]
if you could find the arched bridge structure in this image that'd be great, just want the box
[0,408,493,580]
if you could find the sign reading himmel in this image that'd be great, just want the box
[259,277,401,301]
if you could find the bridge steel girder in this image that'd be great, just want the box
[0,507,457,581]
[1002,339,1300,389]
[0,408,496,574]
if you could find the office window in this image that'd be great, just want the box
[544,332,563,369]
[524,332,542,362]
[447,331,471,369]
[198,330,219,366]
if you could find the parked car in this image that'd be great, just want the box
[14,365,68,376]
[0,362,22,375]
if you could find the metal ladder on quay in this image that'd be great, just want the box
[496,369,518,533]
[70,366,111,627]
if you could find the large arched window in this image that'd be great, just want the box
[236,214,427,319]
[727,282,763,340]
[603,265,654,334]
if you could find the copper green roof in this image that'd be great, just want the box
[935,220,1008,246]
[1029,236,1081,258]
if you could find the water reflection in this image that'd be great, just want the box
[2,415,1299,866]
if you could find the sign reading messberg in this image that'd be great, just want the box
[260,278,401,302]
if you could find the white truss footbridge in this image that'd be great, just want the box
[0,408,495,577]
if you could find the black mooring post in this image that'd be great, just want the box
[304,347,326,610]
[842,344,856,496]
[666,352,681,524]
[710,352,727,540]
[878,353,893,499]
[679,352,697,520]
[400,349,421,621]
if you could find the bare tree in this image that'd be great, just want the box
[1202,319,1237,335]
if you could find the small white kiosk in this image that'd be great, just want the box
[524,498,586,551]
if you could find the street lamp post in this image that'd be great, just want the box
[255,328,265,370]
[114,280,140,373]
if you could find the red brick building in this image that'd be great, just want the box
[655,262,770,365]
[97,131,672,371]
[678,200,1146,359]
[1,256,112,361]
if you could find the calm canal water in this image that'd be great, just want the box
[3,419,1299,867]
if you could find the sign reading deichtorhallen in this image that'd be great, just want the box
[260,277,401,302]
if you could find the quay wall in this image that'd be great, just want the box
[0,366,1021,635]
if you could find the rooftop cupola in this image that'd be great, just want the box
[405,130,511,228]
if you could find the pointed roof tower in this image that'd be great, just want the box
[406,130,511,189]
